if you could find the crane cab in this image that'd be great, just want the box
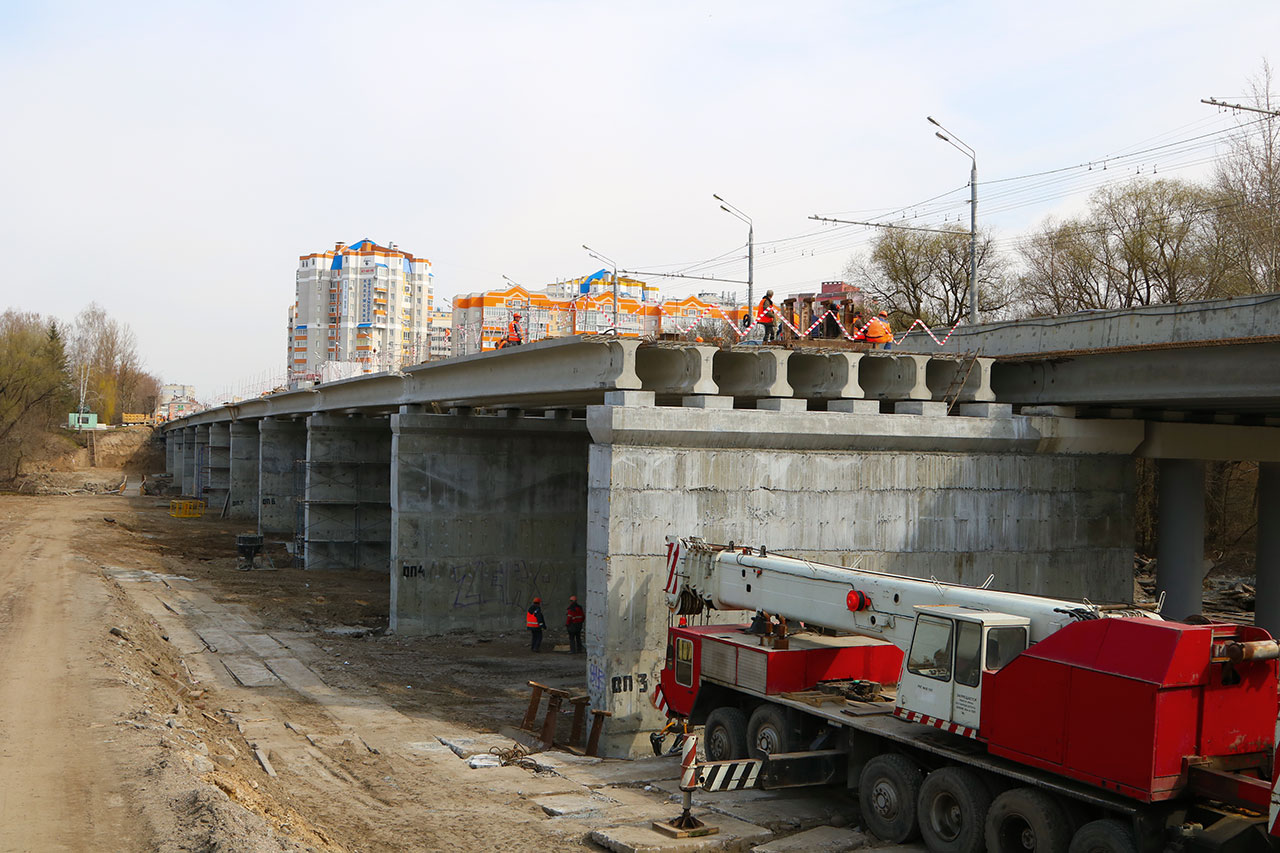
[897,605,1029,734]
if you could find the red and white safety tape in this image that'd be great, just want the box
[652,303,965,348]
[894,707,979,739]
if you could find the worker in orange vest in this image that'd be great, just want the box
[498,313,524,350]
[864,310,894,350]
[526,596,546,651]
[757,290,777,342]
[850,310,868,342]
[565,595,585,654]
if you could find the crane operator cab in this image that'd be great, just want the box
[897,605,1028,731]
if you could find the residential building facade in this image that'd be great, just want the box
[288,238,433,383]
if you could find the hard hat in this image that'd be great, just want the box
[569,595,577,602]
[879,310,888,317]
[513,312,521,319]
[533,597,541,603]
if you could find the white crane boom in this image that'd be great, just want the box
[667,538,1155,651]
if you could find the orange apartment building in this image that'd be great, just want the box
[450,271,737,355]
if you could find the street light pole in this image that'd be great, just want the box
[713,194,753,322]
[582,244,619,333]
[927,116,979,324]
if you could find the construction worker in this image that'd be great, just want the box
[757,290,777,342]
[850,310,867,342]
[498,313,524,350]
[565,595,585,654]
[864,310,894,350]
[526,596,546,652]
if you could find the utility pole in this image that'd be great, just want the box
[927,117,979,324]
[582,245,620,333]
[1203,97,1280,291]
[714,195,753,322]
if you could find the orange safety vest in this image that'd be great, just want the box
[507,321,522,343]
[756,298,774,323]
[864,317,893,344]
[526,609,541,628]
[851,318,867,341]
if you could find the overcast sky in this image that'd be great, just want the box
[2,1,1276,399]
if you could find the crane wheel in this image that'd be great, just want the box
[859,753,923,843]
[1068,820,1137,853]
[986,787,1071,853]
[917,766,991,853]
[703,707,749,761]
[747,704,793,759]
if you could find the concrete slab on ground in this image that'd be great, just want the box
[590,812,773,853]
[651,780,853,832]
[221,656,282,688]
[544,753,681,788]
[438,733,520,759]
[752,826,868,852]
[535,791,620,817]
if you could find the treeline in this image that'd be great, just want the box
[0,304,160,480]
[841,66,1278,569]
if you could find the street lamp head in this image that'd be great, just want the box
[935,131,950,142]
[712,193,724,203]
[927,116,940,127]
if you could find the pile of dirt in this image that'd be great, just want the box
[89,426,165,471]
[13,469,128,495]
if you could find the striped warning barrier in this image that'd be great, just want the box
[680,735,698,790]
[698,759,762,792]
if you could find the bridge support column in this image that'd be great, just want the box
[165,431,177,477]
[1255,462,1280,637]
[303,414,391,571]
[192,426,210,499]
[389,409,589,635]
[204,424,230,514]
[1155,458,1205,621]
[180,426,196,495]
[258,417,306,543]
[228,421,259,521]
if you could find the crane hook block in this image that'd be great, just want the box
[846,589,870,612]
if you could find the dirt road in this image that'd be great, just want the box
[0,500,141,851]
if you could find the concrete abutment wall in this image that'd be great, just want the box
[583,403,1142,756]
[390,410,590,635]
[303,414,392,572]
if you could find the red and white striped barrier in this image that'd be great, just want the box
[651,682,668,714]
[653,303,965,348]
[680,735,699,790]
[894,707,979,739]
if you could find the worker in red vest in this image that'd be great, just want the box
[850,310,868,342]
[756,290,777,342]
[864,310,894,350]
[566,595,585,654]
[526,597,546,651]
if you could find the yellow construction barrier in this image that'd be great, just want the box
[169,499,206,518]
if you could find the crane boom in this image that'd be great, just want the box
[667,538,1157,652]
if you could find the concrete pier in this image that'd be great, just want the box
[258,417,307,542]
[303,414,392,571]
[180,426,196,495]
[1155,458,1206,620]
[192,426,210,499]
[389,409,590,634]
[1255,462,1280,637]
[204,423,230,515]
[228,421,259,521]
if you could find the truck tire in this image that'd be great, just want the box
[859,753,923,843]
[986,788,1071,853]
[747,704,793,759]
[918,766,991,853]
[703,707,749,761]
[1068,820,1137,853]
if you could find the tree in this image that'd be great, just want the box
[68,303,159,424]
[843,225,1010,326]
[0,312,74,479]
[1213,60,1280,295]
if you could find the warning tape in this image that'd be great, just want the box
[651,304,966,348]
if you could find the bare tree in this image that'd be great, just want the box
[69,303,159,424]
[1213,60,1280,295]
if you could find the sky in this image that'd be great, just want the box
[2,0,1277,400]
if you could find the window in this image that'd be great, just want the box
[675,637,694,687]
[907,615,954,682]
[985,627,1027,671]
[955,621,982,687]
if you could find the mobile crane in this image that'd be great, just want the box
[654,537,1280,853]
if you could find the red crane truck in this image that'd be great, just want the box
[653,538,1280,853]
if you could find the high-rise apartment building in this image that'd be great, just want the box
[289,239,433,383]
